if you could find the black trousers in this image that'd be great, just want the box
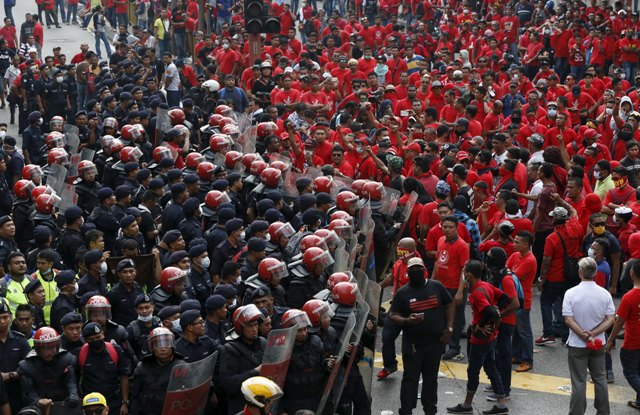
[399,341,444,415]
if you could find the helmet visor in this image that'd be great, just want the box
[149,332,175,351]
[312,250,334,267]
[285,312,312,328]
[80,164,98,176]
[277,223,295,239]
[129,147,143,161]
[311,301,335,322]
[30,166,44,179]
[156,148,173,161]
[268,261,289,279]
[217,192,232,205]
[321,230,340,247]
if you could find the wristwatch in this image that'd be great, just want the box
[448,327,454,333]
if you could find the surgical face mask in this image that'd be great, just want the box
[592,225,606,235]
[356,146,363,154]
[222,43,229,49]
[201,257,211,269]
[620,73,626,80]
[138,313,153,322]
[183,266,191,273]
[56,76,63,83]
[30,65,37,71]
[547,109,557,117]
[100,262,108,275]
[37,118,43,125]
[513,74,519,80]
[606,108,614,115]
[594,171,602,180]
[172,319,182,332]
[587,248,596,258]
[71,282,78,295]
[239,231,246,240]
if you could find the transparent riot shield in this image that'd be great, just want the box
[380,191,419,278]
[316,314,356,415]
[353,269,369,296]
[330,300,371,410]
[260,326,298,389]
[46,164,67,195]
[379,186,401,218]
[63,124,80,154]
[240,125,257,154]
[58,183,78,215]
[161,352,217,415]
[359,281,381,397]
[333,239,349,273]
[68,153,81,178]
[155,107,171,146]
[80,148,96,163]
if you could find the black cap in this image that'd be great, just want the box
[82,322,103,338]
[251,286,272,300]
[98,187,114,200]
[180,299,201,313]
[0,216,12,227]
[116,258,136,272]
[247,237,267,252]
[84,249,103,266]
[134,293,153,307]
[64,206,83,220]
[205,294,226,310]
[163,230,183,244]
[188,244,207,258]
[119,215,136,228]
[225,218,244,233]
[179,309,201,328]
[169,250,188,264]
[157,305,180,320]
[115,185,132,199]
[0,299,9,315]
[60,312,83,326]
[214,284,237,299]
[55,270,76,287]
[23,278,42,295]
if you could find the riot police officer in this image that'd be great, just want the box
[75,161,101,217]
[18,327,80,411]
[185,244,212,308]
[130,327,184,415]
[287,247,333,309]
[303,299,338,356]
[151,267,188,312]
[55,207,85,271]
[126,294,161,360]
[107,258,144,327]
[50,270,78,333]
[220,304,266,415]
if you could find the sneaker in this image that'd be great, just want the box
[516,362,533,372]
[607,371,614,384]
[442,349,461,360]
[446,404,473,414]
[377,366,397,380]
[482,405,509,414]
[486,394,510,402]
[535,336,556,346]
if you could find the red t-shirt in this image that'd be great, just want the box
[543,217,582,282]
[469,281,504,344]
[506,251,537,310]
[434,236,469,289]
[618,288,640,350]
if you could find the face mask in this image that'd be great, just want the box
[239,231,246,240]
[88,339,104,352]
[30,65,37,71]
[37,118,43,125]
[138,314,153,322]
[42,268,52,276]
[407,267,425,286]
[356,146,363,154]
[594,171,602,180]
[183,266,191,273]
[56,76,63,83]
[606,108,614,115]
[547,109,557,117]
[172,319,182,333]
[71,282,79,295]
[513,74,519,80]
[593,225,606,235]
[611,15,616,20]
[620,74,626,80]
[620,131,633,141]
[614,177,628,187]
[588,248,596,258]
[222,43,229,49]
[100,262,108,275]
[0,131,5,140]
[201,257,211,269]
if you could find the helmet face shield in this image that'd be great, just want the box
[311,301,334,324]
[148,332,175,351]
[268,261,289,280]
[35,340,61,355]
[277,223,295,239]
[284,312,312,329]
[87,306,112,321]
[80,164,98,176]
[313,250,334,267]
[321,230,340,247]
[217,192,232,205]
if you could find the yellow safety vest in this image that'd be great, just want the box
[34,271,59,325]
[0,276,33,316]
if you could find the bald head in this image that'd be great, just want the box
[398,237,416,251]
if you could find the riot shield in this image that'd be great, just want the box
[360,281,381,397]
[353,268,369,296]
[155,107,171,147]
[58,184,78,214]
[46,164,67,195]
[161,352,217,415]
[235,112,252,134]
[330,300,371,410]
[80,148,96,163]
[380,191,419,278]
[316,314,356,415]
[63,124,80,154]
[68,153,81,178]
[260,326,298,390]
[357,203,374,278]
[333,239,349,273]
[239,125,257,154]
[379,187,401,218]
[282,170,304,199]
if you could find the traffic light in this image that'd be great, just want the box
[244,0,281,34]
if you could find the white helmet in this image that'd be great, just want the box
[241,376,283,408]
[202,79,220,93]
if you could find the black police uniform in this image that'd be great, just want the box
[0,329,31,412]
[111,203,128,223]
[205,319,229,345]
[18,349,80,406]
[77,273,108,298]
[113,233,147,256]
[50,294,79,334]
[126,317,161,360]
[75,179,101,216]
[178,217,202,247]
[79,341,131,413]
[175,335,221,363]
[61,334,83,357]
[46,80,69,119]
[287,266,325,309]
[130,353,185,415]
[0,236,17,270]
[161,200,185,234]
[150,286,186,312]
[282,335,328,414]
[205,225,227,260]
[88,204,120,252]
[239,258,259,282]
[185,268,213,308]
[32,212,60,239]
[220,337,266,415]
[211,239,246,277]
[0,175,11,217]
[55,228,84,271]
[12,198,32,253]
[107,281,145,327]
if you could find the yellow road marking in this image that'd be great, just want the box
[366,352,633,404]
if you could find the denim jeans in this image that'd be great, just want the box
[467,340,504,395]
[106,8,116,27]
[570,65,585,82]
[117,12,128,28]
[4,5,14,25]
[447,288,467,354]
[166,90,181,108]
[554,57,569,82]
[623,61,637,83]
[621,348,640,403]
[68,3,77,23]
[55,0,66,22]
[77,83,87,113]
[174,32,186,58]
[540,280,568,338]
[381,314,402,369]
[484,323,515,395]
[512,308,533,364]
[159,38,170,56]
[94,31,112,59]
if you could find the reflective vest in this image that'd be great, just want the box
[33,271,60,325]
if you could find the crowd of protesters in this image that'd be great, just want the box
[0,0,638,414]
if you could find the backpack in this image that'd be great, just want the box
[78,341,119,370]
[500,271,525,310]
